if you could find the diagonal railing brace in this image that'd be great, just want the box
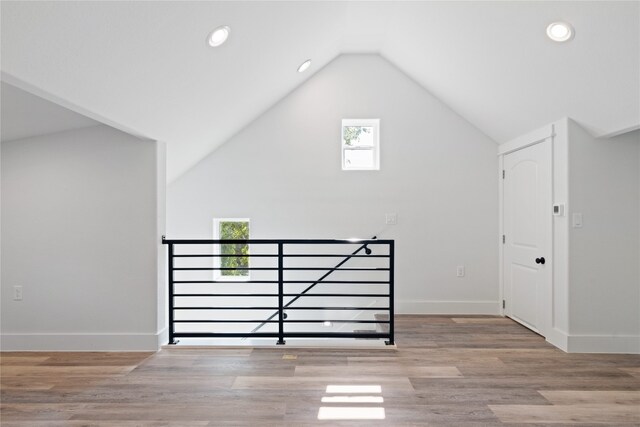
[247,236,377,335]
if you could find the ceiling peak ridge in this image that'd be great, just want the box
[374,53,499,146]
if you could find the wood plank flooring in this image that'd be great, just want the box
[1,315,639,426]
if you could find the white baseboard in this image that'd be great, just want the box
[1,329,167,351]
[566,334,640,354]
[544,328,639,354]
[396,300,500,315]
[545,327,569,352]
[156,327,168,348]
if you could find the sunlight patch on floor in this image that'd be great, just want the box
[319,384,385,420]
[321,396,384,403]
[325,385,382,393]
[318,407,385,420]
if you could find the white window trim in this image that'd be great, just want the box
[213,218,250,282]
[341,118,380,171]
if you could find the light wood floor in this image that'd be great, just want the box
[2,315,639,426]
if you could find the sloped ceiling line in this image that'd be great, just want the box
[1,1,638,181]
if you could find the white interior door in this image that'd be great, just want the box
[503,140,551,335]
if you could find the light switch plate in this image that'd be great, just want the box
[572,213,583,228]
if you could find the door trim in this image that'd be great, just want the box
[498,124,554,156]
[498,134,554,339]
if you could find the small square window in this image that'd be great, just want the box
[213,218,250,281]
[342,119,380,171]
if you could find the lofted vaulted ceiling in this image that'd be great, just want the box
[1,1,638,181]
[0,82,99,142]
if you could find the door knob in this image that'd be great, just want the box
[535,257,546,265]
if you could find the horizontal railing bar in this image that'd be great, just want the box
[283,254,389,258]
[173,320,279,323]
[173,280,279,284]
[172,332,390,339]
[286,293,388,297]
[285,320,390,323]
[172,319,390,324]
[284,280,390,284]
[173,293,389,298]
[173,333,283,338]
[174,294,278,297]
[281,307,389,311]
[173,254,389,258]
[282,332,389,338]
[173,254,277,258]
[283,267,390,271]
[173,267,389,271]
[163,238,392,244]
[174,267,278,271]
[173,280,389,284]
[175,307,280,310]
[174,307,389,311]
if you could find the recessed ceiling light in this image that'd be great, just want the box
[208,25,230,47]
[297,59,312,73]
[546,21,574,42]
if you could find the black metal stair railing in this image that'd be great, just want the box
[161,237,394,346]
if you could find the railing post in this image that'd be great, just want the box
[277,242,286,345]
[168,243,177,345]
[386,240,395,345]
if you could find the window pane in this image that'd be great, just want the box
[343,126,374,147]
[219,221,249,276]
[344,149,374,169]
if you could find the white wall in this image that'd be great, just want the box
[1,125,166,350]
[168,54,499,314]
[567,123,640,353]
[156,142,167,343]
[552,119,571,347]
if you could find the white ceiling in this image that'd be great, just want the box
[1,1,638,181]
[1,82,98,142]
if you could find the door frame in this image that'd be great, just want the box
[498,125,555,338]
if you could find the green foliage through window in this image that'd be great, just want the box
[219,221,249,276]
[343,126,371,146]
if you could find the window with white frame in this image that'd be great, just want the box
[342,119,380,170]
[213,218,250,280]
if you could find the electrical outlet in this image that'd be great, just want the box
[13,286,23,301]
[385,213,397,225]
[456,266,465,277]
